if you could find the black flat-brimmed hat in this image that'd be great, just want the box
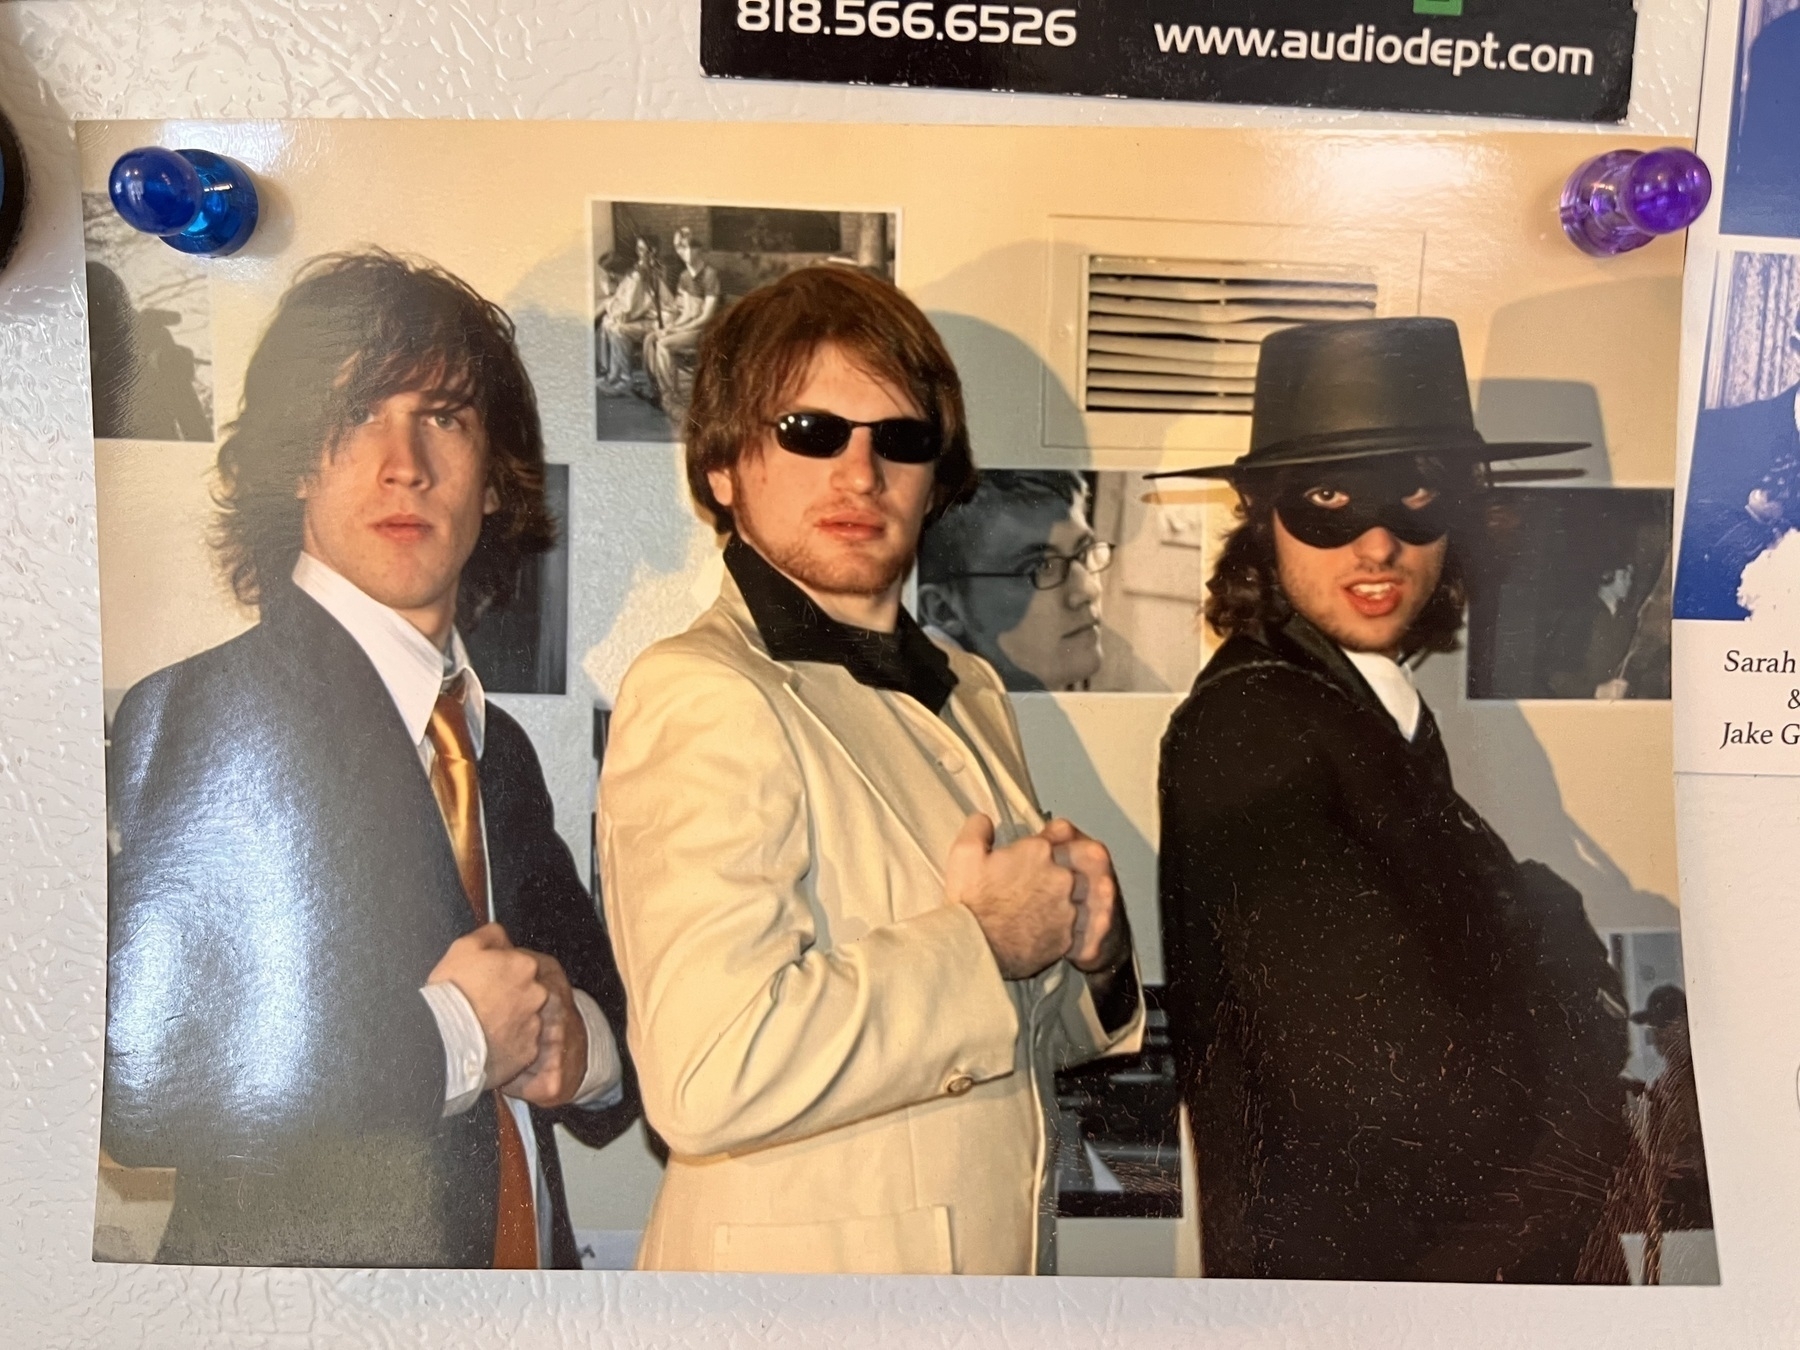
[1148,317,1587,481]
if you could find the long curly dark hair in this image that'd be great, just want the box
[212,250,555,628]
[1204,469,1489,659]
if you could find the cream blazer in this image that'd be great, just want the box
[598,576,1144,1275]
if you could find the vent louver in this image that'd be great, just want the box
[1083,257,1380,415]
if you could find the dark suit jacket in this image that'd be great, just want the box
[1722,9,1800,239]
[101,582,638,1268]
[1157,615,1629,1282]
[1674,387,1800,621]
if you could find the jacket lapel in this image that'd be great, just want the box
[264,581,475,933]
[943,673,1044,839]
[781,660,971,883]
[713,578,977,884]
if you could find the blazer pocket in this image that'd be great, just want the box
[711,1205,954,1275]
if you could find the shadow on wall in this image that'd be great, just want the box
[927,301,1163,971]
[1417,285,1680,931]
[928,307,1180,692]
[1475,377,1614,485]
[1477,276,1683,487]
[508,237,720,703]
[1417,651,1677,933]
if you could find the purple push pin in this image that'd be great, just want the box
[1560,147,1712,258]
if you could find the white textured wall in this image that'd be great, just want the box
[10,2,1793,1347]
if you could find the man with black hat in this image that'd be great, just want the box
[1156,317,1633,1282]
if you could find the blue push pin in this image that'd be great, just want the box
[109,146,259,257]
[1560,147,1712,258]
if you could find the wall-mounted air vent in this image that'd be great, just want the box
[1083,257,1380,415]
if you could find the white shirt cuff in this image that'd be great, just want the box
[421,980,488,1117]
[571,988,624,1108]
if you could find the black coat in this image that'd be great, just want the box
[1157,615,1630,1282]
[102,582,638,1268]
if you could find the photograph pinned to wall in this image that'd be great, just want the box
[1719,0,1800,239]
[462,463,571,696]
[1674,250,1800,622]
[1467,488,1673,700]
[591,201,896,442]
[81,116,1712,1283]
[917,469,1216,694]
[83,190,214,442]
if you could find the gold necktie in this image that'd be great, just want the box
[427,675,538,1270]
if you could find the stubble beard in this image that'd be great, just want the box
[1280,560,1442,656]
[736,502,917,601]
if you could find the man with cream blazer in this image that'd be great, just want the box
[598,266,1143,1275]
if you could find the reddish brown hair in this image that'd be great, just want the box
[683,265,977,533]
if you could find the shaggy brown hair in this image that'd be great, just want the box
[1204,467,1485,659]
[212,250,554,628]
[683,265,977,533]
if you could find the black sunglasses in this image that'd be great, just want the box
[771,411,942,465]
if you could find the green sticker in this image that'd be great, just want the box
[1414,0,1464,13]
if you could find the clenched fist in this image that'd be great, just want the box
[1041,817,1129,974]
[499,952,591,1108]
[428,923,548,1087]
[945,813,1077,980]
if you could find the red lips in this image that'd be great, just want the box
[374,514,432,542]
[1342,576,1405,618]
[815,510,887,542]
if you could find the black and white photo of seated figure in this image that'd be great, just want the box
[1720,0,1800,239]
[590,201,896,443]
[1675,252,1800,621]
[594,237,671,403]
[1467,488,1673,701]
[83,191,213,442]
[916,470,1111,692]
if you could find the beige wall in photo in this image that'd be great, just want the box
[81,118,1686,1272]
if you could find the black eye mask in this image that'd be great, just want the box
[1273,465,1466,550]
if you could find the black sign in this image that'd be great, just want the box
[700,0,1637,122]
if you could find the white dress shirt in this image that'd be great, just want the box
[1342,647,1423,742]
[293,553,622,1261]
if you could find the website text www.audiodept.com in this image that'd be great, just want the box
[1153,24,1595,78]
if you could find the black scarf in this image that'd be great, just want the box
[725,535,958,714]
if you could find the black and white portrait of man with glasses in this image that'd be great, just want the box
[917,470,1113,692]
[597,265,1144,1275]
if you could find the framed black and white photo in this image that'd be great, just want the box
[918,469,1214,694]
[591,201,896,443]
[464,463,571,696]
[83,191,214,443]
[1469,488,1673,700]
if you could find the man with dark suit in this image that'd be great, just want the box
[102,251,636,1268]
[1674,315,1800,620]
[1155,319,1634,1282]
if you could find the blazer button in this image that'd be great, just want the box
[945,1074,975,1096]
[939,752,966,776]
